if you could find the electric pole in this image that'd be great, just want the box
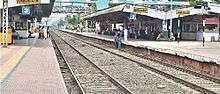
[2,0,8,48]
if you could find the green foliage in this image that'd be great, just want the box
[185,0,220,5]
[90,3,97,12]
[65,14,86,28]
[65,15,80,26]
[213,0,220,3]
[206,24,217,30]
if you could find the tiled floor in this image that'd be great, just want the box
[1,38,67,94]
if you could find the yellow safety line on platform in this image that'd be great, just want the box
[0,47,30,82]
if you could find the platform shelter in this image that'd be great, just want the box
[83,4,220,41]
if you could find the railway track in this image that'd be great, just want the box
[51,32,132,94]
[54,30,220,94]
[70,31,220,84]
[50,30,204,94]
[51,33,85,94]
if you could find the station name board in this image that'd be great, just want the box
[176,9,190,16]
[17,0,41,4]
[134,6,148,13]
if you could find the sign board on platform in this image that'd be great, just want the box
[134,6,148,13]
[129,13,136,20]
[176,9,190,15]
[22,6,31,15]
[206,18,219,24]
[17,0,41,4]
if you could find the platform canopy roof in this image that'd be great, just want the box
[0,0,54,17]
[83,3,220,20]
[208,3,220,14]
[0,0,50,9]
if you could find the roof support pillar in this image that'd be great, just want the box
[1,0,8,48]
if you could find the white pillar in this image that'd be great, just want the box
[124,28,128,41]
[169,0,174,40]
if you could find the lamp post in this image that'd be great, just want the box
[2,0,8,48]
[201,2,209,47]
[202,6,205,47]
[194,2,209,46]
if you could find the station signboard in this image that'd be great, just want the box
[206,18,219,24]
[22,6,31,15]
[134,6,148,13]
[17,0,41,4]
[176,9,190,16]
[129,13,136,20]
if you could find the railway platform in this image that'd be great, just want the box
[0,36,68,94]
[61,29,220,65]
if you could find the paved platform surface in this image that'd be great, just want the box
[0,38,68,94]
[0,38,35,82]
[61,29,220,65]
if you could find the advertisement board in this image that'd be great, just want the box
[176,9,190,16]
[134,6,148,13]
[206,18,219,24]
[17,0,41,4]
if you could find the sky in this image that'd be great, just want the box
[47,0,86,25]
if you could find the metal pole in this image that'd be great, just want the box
[1,5,3,46]
[84,5,88,32]
[169,0,173,40]
[202,6,205,47]
[2,0,8,48]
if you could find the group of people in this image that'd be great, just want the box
[111,26,178,49]
[32,26,49,39]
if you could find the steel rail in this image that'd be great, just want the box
[62,31,218,94]
[50,32,86,94]
[65,31,220,84]
[52,31,134,94]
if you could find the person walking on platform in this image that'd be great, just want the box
[43,26,48,40]
[39,26,44,39]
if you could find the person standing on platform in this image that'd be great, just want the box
[39,26,44,39]
[11,26,16,44]
[116,31,122,49]
[128,27,132,38]
[47,26,50,38]
[145,27,148,39]
[113,31,118,48]
[124,28,128,41]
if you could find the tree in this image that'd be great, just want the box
[65,15,80,26]
[88,3,97,13]
[186,0,220,5]
[213,0,220,3]
[65,14,86,29]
